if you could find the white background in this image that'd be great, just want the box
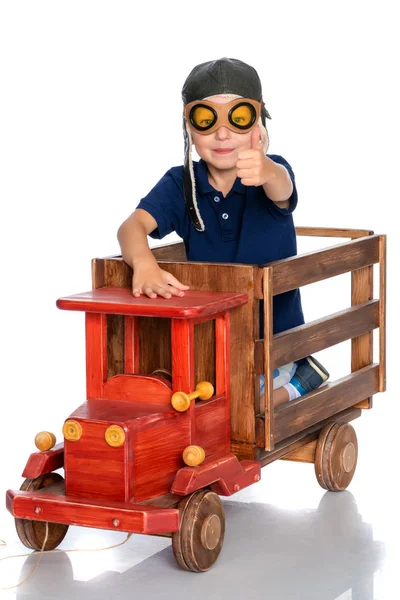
[0,0,399,595]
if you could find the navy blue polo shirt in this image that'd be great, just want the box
[137,155,304,336]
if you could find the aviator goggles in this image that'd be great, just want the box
[184,98,261,135]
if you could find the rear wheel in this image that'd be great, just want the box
[315,423,358,491]
[172,489,225,572]
[15,472,69,550]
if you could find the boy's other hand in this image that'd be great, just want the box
[236,127,275,187]
[132,264,190,299]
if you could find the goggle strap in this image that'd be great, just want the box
[183,122,205,232]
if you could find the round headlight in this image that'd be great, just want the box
[63,420,82,442]
[105,425,125,448]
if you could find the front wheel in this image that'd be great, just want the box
[172,489,225,572]
[15,472,69,550]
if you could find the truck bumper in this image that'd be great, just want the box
[6,488,179,535]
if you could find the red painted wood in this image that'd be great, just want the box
[134,414,191,502]
[71,399,173,424]
[215,312,231,448]
[194,397,229,456]
[86,313,107,399]
[7,489,179,534]
[57,287,248,318]
[22,444,65,479]
[124,316,139,373]
[171,319,195,394]
[102,374,172,404]
[171,453,261,496]
[65,420,128,501]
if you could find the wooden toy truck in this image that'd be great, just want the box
[6,227,386,572]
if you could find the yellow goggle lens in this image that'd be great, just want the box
[63,420,82,442]
[105,425,125,448]
[191,106,216,129]
[230,104,254,127]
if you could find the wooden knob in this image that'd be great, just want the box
[35,431,56,451]
[183,445,205,466]
[171,381,214,412]
[105,425,125,447]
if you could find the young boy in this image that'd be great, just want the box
[117,57,329,406]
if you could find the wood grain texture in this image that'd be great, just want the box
[280,440,317,463]
[92,257,131,378]
[151,242,187,261]
[257,407,362,464]
[8,489,180,534]
[171,452,260,496]
[270,235,380,295]
[64,419,129,501]
[273,365,379,443]
[379,235,387,392]
[22,444,65,479]
[296,227,374,238]
[352,265,373,409]
[85,313,107,399]
[134,415,191,502]
[158,262,258,445]
[268,300,379,369]
[263,267,274,451]
[57,287,248,318]
[195,396,230,457]
[102,374,172,404]
[124,316,139,373]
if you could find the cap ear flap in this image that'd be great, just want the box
[183,120,205,232]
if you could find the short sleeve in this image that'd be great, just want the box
[136,167,189,240]
[266,154,298,215]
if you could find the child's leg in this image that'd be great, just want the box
[261,356,330,408]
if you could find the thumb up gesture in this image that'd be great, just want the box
[236,127,274,187]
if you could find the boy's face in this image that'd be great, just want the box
[189,95,257,171]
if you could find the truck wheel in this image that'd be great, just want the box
[315,423,358,491]
[15,472,69,550]
[172,489,225,572]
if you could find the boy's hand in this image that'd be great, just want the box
[132,264,190,299]
[236,127,276,187]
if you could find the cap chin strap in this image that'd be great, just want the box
[183,121,205,232]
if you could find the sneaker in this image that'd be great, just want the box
[289,356,329,395]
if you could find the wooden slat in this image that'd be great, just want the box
[280,439,317,463]
[151,242,187,261]
[257,407,361,461]
[124,316,139,373]
[273,365,379,443]
[85,313,107,399]
[271,300,379,368]
[379,235,387,392]
[270,235,380,295]
[263,267,274,451]
[352,265,374,409]
[296,227,374,238]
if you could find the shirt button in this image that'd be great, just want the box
[213,196,220,203]
[222,213,229,220]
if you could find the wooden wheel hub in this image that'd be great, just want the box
[315,422,358,491]
[201,514,222,550]
[172,489,225,572]
[341,442,357,473]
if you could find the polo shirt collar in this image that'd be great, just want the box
[195,159,247,197]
